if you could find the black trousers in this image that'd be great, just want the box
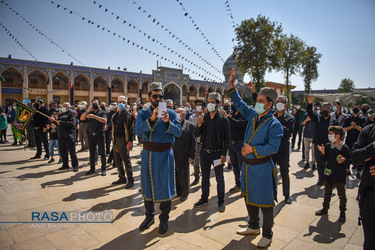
[228,142,243,187]
[175,162,190,198]
[34,128,49,157]
[58,138,78,168]
[200,150,225,205]
[0,130,6,141]
[323,180,346,211]
[144,200,171,223]
[88,133,106,170]
[314,144,325,183]
[361,188,375,250]
[114,139,133,182]
[245,198,274,239]
[105,129,111,154]
[292,128,303,149]
[272,147,290,198]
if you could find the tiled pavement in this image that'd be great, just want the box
[0,131,364,249]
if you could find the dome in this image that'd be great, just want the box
[222,55,244,83]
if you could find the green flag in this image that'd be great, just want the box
[0,74,5,83]
[10,98,36,143]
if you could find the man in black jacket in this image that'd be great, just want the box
[272,96,295,204]
[351,123,375,250]
[194,92,230,213]
[50,102,79,171]
[221,101,247,193]
[173,108,196,201]
[31,97,50,160]
[307,95,338,185]
[111,96,135,188]
[81,99,108,176]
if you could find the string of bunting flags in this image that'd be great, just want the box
[175,0,225,63]
[88,0,222,81]
[224,0,236,29]
[0,0,85,66]
[0,22,38,61]
[44,0,222,83]
[124,0,223,75]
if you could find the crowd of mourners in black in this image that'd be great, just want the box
[0,85,374,249]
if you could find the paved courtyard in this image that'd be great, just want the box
[0,128,364,249]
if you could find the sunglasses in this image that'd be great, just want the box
[151,94,164,100]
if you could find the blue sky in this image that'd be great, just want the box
[0,0,374,90]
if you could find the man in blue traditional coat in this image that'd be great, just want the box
[135,82,182,234]
[227,68,283,248]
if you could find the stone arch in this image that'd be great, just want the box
[164,82,181,106]
[111,77,124,93]
[74,74,90,91]
[94,75,107,92]
[141,80,151,94]
[207,86,215,94]
[127,78,139,94]
[52,71,70,90]
[189,85,197,96]
[198,86,206,98]
[28,69,47,89]
[0,66,24,88]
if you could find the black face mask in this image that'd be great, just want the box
[100,106,106,111]
[361,108,368,114]
[231,104,236,112]
[352,108,359,114]
[320,110,329,117]
[92,103,99,110]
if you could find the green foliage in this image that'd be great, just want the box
[278,34,305,107]
[301,46,322,94]
[338,78,355,92]
[233,15,283,92]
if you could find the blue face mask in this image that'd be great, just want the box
[118,103,126,110]
[255,102,266,114]
[332,106,337,112]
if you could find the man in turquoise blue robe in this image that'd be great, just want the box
[135,82,182,234]
[227,69,283,248]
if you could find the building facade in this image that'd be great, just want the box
[0,57,235,106]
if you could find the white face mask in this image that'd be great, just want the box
[110,105,117,111]
[196,106,202,113]
[61,107,67,112]
[176,113,181,120]
[207,103,216,112]
[144,102,151,108]
[328,134,336,142]
[276,102,285,111]
[296,105,301,110]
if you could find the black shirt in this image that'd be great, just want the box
[173,120,196,164]
[343,114,365,148]
[111,110,135,142]
[320,142,350,184]
[195,111,230,156]
[88,109,107,134]
[48,125,58,140]
[307,103,338,145]
[33,106,49,128]
[57,110,77,140]
[107,110,116,129]
[228,111,247,142]
[351,124,375,203]
[274,110,295,146]
[78,109,88,123]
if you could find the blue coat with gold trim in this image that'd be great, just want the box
[135,107,182,202]
[228,88,283,207]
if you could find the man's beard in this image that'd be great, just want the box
[151,100,159,108]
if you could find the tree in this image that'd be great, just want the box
[278,34,305,107]
[338,78,355,92]
[233,15,283,91]
[301,46,322,94]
